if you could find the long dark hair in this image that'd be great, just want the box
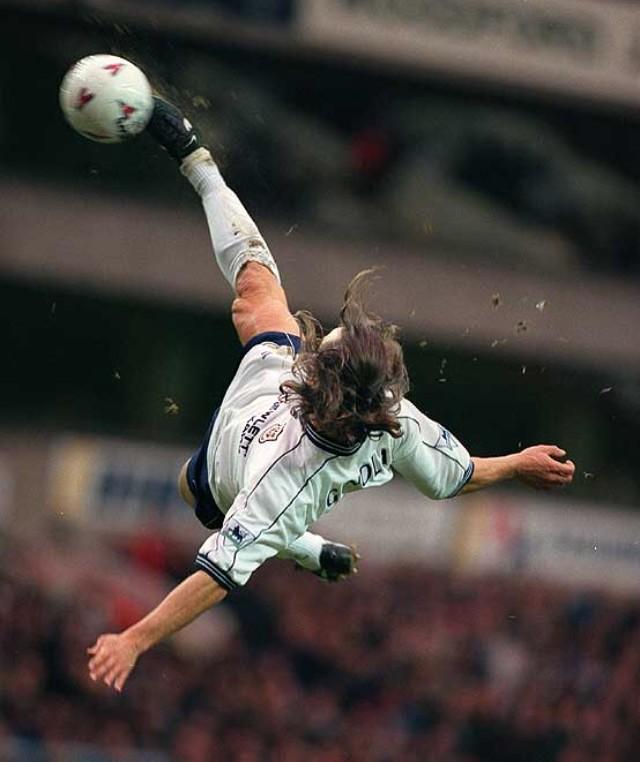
[281,269,409,446]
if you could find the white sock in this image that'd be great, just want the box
[181,148,281,290]
[277,531,325,570]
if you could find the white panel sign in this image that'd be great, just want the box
[456,494,640,593]
[299,0,640,106]
[48,436,195,534]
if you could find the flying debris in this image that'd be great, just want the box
[192,95,210,109]
[163,397,180,415]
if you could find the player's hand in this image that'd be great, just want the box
[87,632,140,692]
[515,445,575,489]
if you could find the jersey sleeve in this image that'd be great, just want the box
[393,399,474,499]
[192,439,322,589]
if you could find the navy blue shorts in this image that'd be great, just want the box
[186,408,225,530]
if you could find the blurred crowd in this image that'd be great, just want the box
[3,547,640,762]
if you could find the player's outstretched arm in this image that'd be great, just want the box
[87,571,226,692]
[461,445,575,493]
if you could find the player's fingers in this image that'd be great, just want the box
[115,667,132,693]
[545,474,569,486]
[87,635,105,655]
[542,453,572,471]
[551,462,574,476]
[90,660,113,682]
[88,648,108,668]
[89,652,114,677]
[90,634,112,654]
[103,665,121,688]
[540,445,566,458]
[530,474,560,488]
[555,460,575,475]
[97,657,118,681]
[349,545,361,574]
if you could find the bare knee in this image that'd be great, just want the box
[236,262,281,301]
[232,263,299,344]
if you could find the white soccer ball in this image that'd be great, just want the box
[59,54,153,144]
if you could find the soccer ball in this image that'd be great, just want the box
[59,54,153,143]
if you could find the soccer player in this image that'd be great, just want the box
[88,100,575,692]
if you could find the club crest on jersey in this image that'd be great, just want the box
[435,425,460,451]
[223,519,255,549]
[259,423,284,444]
[238,398,283,456]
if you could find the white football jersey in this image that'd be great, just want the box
[192,333,473,590]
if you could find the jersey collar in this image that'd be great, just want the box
[304,423,364,456]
